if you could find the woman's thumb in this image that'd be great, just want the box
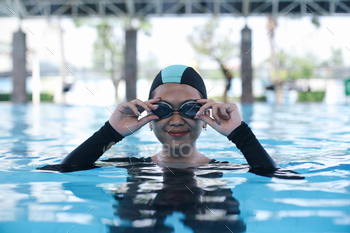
[197,114,216,127]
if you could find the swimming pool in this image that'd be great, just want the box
[0,102,349,233]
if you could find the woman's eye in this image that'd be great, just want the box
[184,105,198,112]
[160,108,168,113]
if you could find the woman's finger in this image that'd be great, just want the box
[219,105,230,119]
[145,97,161,104]
[196,99,215,104]
[137,113,160,127]
[146,99,160,110]
[122,102,141,116]
[131,99,154,113]
[196,99,216,116]
[144,98,161,110]
[196,112,216,127]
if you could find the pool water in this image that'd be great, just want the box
[0,102,349,233]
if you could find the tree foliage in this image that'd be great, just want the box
[330,47,344,66]
[311,16,321,28]
[74,17,152,70]
[187,18,238,102]
[74,18,123,70]
[73,17,152,101]
[272,50,317,81]
[187,19,236,63]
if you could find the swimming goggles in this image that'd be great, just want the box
[151,100,202,119]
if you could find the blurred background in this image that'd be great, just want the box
[1,0,350,106]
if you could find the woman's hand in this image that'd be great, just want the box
[108,98,160,137]
[194,99,243,136]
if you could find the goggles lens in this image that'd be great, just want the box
[151,101,202,119]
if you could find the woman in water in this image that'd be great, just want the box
[36,65,303,233]
[40,64,300,178]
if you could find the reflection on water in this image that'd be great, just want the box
[267,179,350,193]
[102,163,246,233]
[10,104,30,157]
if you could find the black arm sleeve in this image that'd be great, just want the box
[59,120,124,166]
[227,122,279,171]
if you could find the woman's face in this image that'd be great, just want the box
[150,83,205,148]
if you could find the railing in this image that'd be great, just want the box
[1,0,350,18]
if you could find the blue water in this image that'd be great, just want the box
[0,102,349,233]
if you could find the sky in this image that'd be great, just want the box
[0,15,350,71]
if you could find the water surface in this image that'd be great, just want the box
[0,103,349,233]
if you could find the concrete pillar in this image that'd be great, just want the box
[240,25,254,103]
[32,54,41,104]
[58,20,66,104]
[124,29,137,101]
[11,29,28,103]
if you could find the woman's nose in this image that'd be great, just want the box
[169,113,185,126]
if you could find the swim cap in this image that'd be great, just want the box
[148,65,207,99]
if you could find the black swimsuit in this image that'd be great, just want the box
[37,121,303,179]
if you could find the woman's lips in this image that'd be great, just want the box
[168,131,188,137]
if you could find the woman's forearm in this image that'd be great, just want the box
[60,121,124,166]
[227,122,279,170]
